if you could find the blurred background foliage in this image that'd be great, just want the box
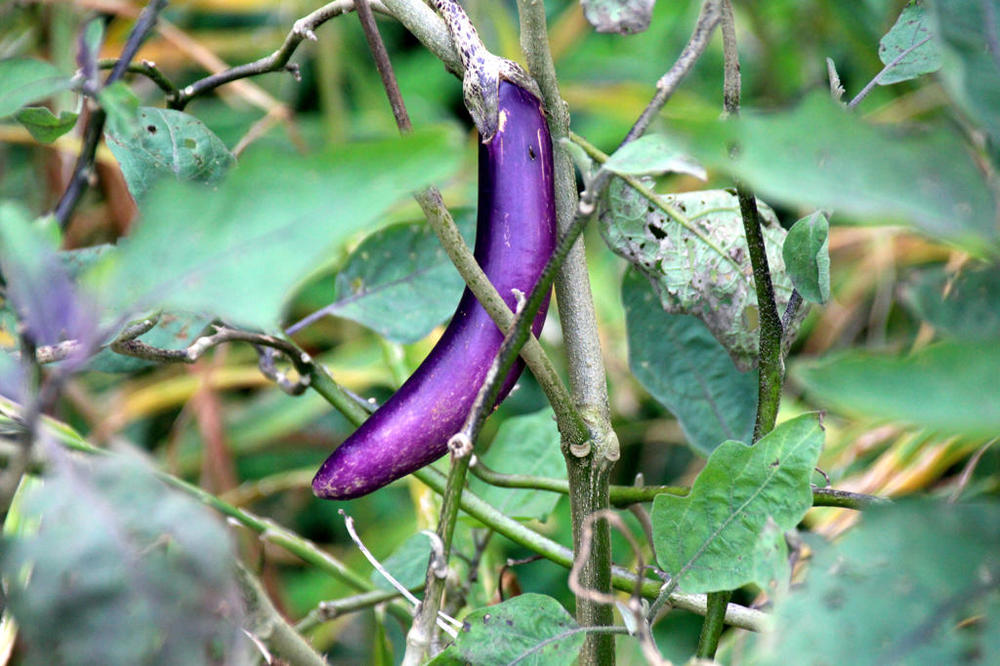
[1,0,997,662]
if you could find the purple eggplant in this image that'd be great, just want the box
[312,80,556,500]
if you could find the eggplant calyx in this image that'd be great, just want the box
[433,0,541,140]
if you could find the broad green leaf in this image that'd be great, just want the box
[603,134,706,179]
[105,107,234,201]
[371,532,431,592]
[97,81,140,138]
[85,128,462,330]
[754,501,1000,665]
[605,185,801,370]
[292,214,474,343]
[0,58,74,118]
[429,594,584,666]
[0,452,249,665]
[651,413,824,593]
[669,93,998,250]
[793,341,1000,437]
[878,1,942,84]
[930,0,1000,143]
[901,263,1000,339]
[782,211,830,304]
[468,408,566,521]
[622,269,757,456]
[14,106,78,143]
[581,0,654,35]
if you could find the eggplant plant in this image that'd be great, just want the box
[0,1,998,665]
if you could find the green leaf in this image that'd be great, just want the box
[651,413,824,593]
[605,185,801,371]
[371,532,431,592]
[0,58,74,118]
[622,269,757,456]
[581,0,654,35]
[559,138,595,184]
[793,340,1000,437]
[0,452,249,665]
[754,501,1000,665]
[603,134,706,179]
[901,263,1000,339]
[930,0,1000,143]
[14,106,78,143]
[96,81,140,137]
[669,93,998,250]
[782,211,830,304]
[878,1,942,84]
[84,128,462,330]
[295,214,474,343]
[468,408,566,521]
[429,594,584,666]
[105,107,235,201]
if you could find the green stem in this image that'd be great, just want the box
[516,2,617,662]
[296,588,411,634]
[697,590,732,659]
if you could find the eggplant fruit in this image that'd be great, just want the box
[312,80,556,500]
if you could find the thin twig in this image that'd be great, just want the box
[847,34,933,110]
[948,438,997,503]
[170,0,390,109]
[97,57,178,99]
[295,588,410,634]
[621,0,722,145]
[53,0,168,229]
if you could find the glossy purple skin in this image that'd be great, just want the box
[312,81,557,500]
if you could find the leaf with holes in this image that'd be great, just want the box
[105,107,234,201]
[754,501,1000,665]
[468,408,566,521]
[0,451,249,665]
[429,594,584,666]
[603,183,801,370]
[294,214,475,343]
[623,269,756,455]
[651,413,824,593]
[878,1,942,85]
[782,211,830,304]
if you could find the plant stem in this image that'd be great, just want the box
[696,590,731,658]
[236,562,330,666]
[517,2,617,662]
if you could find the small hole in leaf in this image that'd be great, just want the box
[147,125,157,133]
[648,224,666,240]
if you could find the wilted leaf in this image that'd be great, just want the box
[430,594,583,666]
[0,58,74,118]
[84,128,462,330]
[878,1,942,85]
[581,0,655,34]
[782,211,830,304]
[754,501,1000,665]
[105,107,234,201]
[651,413,824,593]
[603,183,800,370]
[793,340,1000,437]
[901,263,1000,340]
[622,269,756,455]
[291,214,474,343]
[14,107,78,143]
[0,451,249,665]
[468,408,566,521]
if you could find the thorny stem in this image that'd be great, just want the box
[53,0,168,230]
